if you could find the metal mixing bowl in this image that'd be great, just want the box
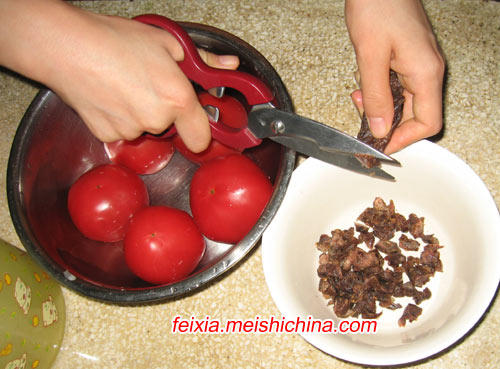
[7,22,295,303]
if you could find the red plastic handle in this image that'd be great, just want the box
[149,102,261,150]
[133,14,274,105]
[147,118,260,150]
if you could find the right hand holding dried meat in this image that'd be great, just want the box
[345,0,445,154]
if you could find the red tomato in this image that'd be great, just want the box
[197,92,248,129]
[104,136,174,175]
[124,206,206,284]
[68,164,149,242]
[173,135,241,165]
[173,92,247,164]
[189,154,273,244]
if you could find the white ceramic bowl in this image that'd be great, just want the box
[262,140,500,366]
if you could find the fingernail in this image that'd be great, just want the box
[218,55,238,67]
[351,91,362,105]
[368,117,388,138]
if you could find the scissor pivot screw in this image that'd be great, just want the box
[271,120,285,135]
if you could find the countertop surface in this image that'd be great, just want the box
[0,1,499,368]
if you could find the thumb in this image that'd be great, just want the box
[357,57,394,138]
[197,48,240,70]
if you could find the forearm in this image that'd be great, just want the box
[0,0,88,86]
[0,1,240,149]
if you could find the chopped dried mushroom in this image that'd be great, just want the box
[399,234,420,251]
[398,304,423,327]
[375,240,400,254]
[316,197,443,327]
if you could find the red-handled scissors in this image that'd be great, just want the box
[134,14,400,180]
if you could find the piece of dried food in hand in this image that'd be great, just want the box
[356,70,405,168]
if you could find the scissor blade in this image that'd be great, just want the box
[248,108,398,180]
[269,135,396,180]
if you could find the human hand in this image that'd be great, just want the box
[345,0,445,154]
[51,7,239,152]
[0,0,239,152]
